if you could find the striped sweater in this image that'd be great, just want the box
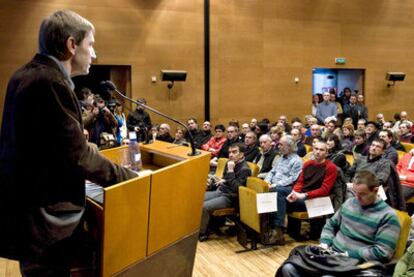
[320,198,400,263]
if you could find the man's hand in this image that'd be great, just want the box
[92,107,99,115]
[134,126,140,132]
[227,160,235,172]
[210,157,218,167]
[215,179,226,186]
[286,191,306,203]
[319,243,329,250]
[400,175,407,181]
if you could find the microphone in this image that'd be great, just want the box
[102,80,200,156]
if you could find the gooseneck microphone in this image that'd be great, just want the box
[102,80,200,156]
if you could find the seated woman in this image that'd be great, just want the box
[352,129,369,160]
[172,127,188,146]
[326,133,348,172]
[397,149,414,201]
[341,124,355,153]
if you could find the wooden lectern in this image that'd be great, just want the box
[86,141,211,277]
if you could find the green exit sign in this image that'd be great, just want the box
[335,57,346,64]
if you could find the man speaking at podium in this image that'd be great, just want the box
[0,10,137,276]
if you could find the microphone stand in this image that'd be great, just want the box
[109,85,200,156]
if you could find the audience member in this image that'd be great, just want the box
[89,97,118,147]
[378,129,398,165]
[270,125,284,148]
[243,131,260,162]
[397,149,414,201]
[127,98,152,141]
[114,101,127,145]
[357,118,367,130]
[304,124,321,146]
[311,94,321,116]
[199,143,251,241]
[326,133,348,172]
[254,134,281,179]
[240,123,250,141]
[316,92,337,125]
[286,140,337,240]
[156,123,174,143]
[202,124,227,157]
[399,121,413,143]
[200,121,213,146]
[277,171,400,277]
[341,124,354,152]
[265,135,303,244]
[291,128,306,157]
[210,125,242,167]
[172,127,188,146]
[356,94,368,121]
[278,115,291,133]
[365,121,379,146]
[352,129,369,160]
[376,113,386,130]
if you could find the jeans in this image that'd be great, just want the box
[269,185,292,228]
[200,190,233,234]
[280,263,335,277]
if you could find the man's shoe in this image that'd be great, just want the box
[198,233,209,242]
[267,227,285,245]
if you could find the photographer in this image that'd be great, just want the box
[89,96,117,147]
[127,98,152,142]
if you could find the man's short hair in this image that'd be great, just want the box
[246,131,257,141]
[373,138,387,150]
[259,134,272,142]
[229,143,245,154]
[380,129,394,140]
[352,170,380,190]
[187,117,197,124]
[38,10,95,60]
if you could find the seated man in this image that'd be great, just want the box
[378,129,398,165]
[264,135,303,244]
[243,131,260,162]
[277,171,400,277]
[254,134,281,179]
[286,140,337,240]
[200,143,251,241]
[346,138,391,187]
[304,124,321,146]
[155,123,174,143]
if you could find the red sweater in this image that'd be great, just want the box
[397,152,414,188]
[293,159,337,199]
[201,136,227,157]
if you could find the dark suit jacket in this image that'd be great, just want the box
[0,54,136,260]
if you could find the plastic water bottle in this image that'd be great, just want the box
[128,131,142,172]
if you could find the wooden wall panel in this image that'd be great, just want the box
[2,0,414,128]
[0,0,204,126]
[210,0,414,125]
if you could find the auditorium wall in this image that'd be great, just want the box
[0,0,413,127]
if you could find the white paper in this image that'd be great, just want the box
[256,192,277,214]
[305,196,334,218]
[378,185,387,200]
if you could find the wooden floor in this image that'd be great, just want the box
[0,235,312,277]
[193,233,312,277]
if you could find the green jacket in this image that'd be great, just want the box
[394,243,414,277]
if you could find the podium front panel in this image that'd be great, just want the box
[147,153,210,255]
[102,175,151,277]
